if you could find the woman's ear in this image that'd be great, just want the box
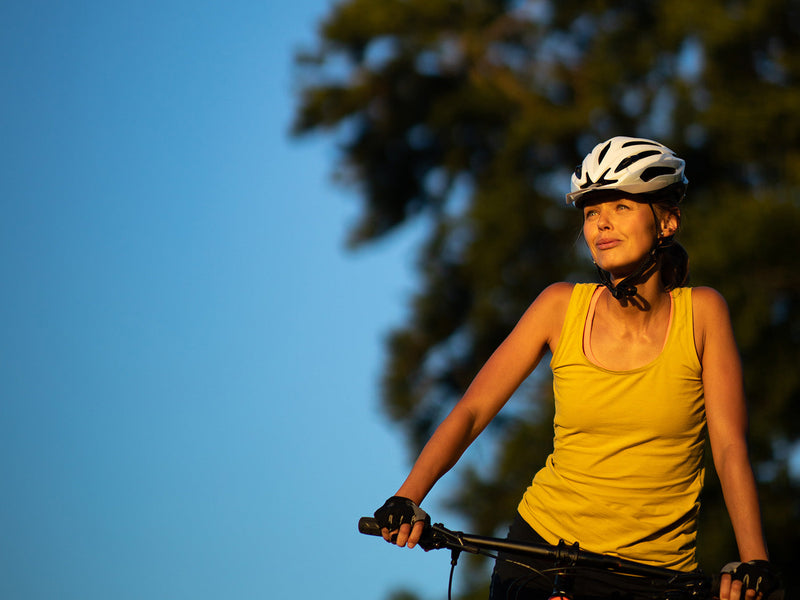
[660,208,680,237]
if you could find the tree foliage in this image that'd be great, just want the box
[293,0,800,595]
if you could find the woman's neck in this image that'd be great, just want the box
[606,267,670,316]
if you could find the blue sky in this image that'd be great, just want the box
[0,2,464,598]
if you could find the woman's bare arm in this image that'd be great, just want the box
[388,283,573,547]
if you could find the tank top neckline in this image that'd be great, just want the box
[581,285,675,373]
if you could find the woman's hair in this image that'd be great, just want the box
[650,192,689,291]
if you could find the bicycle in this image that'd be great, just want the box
[359,516,723,600]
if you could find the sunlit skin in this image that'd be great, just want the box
[582,197,670,282]
[382,197,770,600]
[579,198,678,369]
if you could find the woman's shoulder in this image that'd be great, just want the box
[516,283,576,351]
[543,281,577,296]
[537,281,577,322]
[537,282,578,307]
[517,282,574,328]
[687,287,735,359]
[688,286,731,318]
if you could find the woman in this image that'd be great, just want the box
[373,137,779,600]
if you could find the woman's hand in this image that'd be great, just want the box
[719,560,782,600]
[374,496,430,549]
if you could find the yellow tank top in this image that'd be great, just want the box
[518,284,706,570]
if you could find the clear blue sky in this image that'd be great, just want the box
[0,2,461,598]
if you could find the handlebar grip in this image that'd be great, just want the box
[358,517,383,536]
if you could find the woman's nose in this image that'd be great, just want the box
[596,210,611,229]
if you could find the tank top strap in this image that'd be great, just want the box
[665,287,701,371]
[550,283,598,369]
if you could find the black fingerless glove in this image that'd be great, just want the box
[721,560,782,598]
[374,496,430,530]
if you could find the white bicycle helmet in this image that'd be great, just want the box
[566,136,687,206]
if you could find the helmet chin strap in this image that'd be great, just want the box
[594,204,670,301]
[594,247,658,300]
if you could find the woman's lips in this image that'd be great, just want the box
[595,238,621,250]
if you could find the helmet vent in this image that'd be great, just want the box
[615,150,661,172]
[621,140,661,149]
[597,141,612,164]
[640,166,677,181]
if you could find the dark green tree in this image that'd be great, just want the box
[294,0,800,596]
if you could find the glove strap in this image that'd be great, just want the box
[721,560,782,596]
[374,496,430,530]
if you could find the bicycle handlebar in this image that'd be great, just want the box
[359,516,701,582]
[361,517,791,600]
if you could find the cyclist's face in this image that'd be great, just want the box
[582,198,658,278]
